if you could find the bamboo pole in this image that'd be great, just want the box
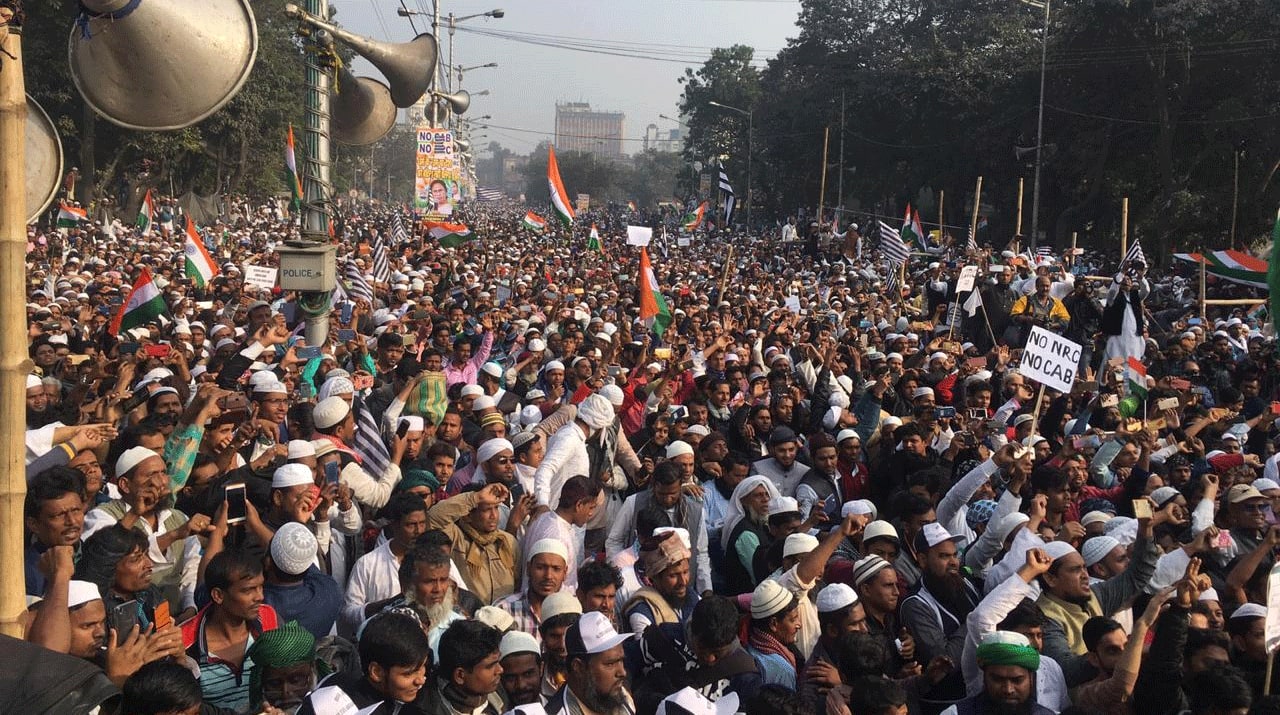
[1121,197,1129,258]
[1015,177,1025,237]
[1199,259,1207,321]
[938,190,945,239]
[816,127,830,234]
[717,246,735,300]
[0,6,31,638]
[970,176,983,249]
[1068,232,1078,267]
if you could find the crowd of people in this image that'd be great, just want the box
[12,192,1280,715]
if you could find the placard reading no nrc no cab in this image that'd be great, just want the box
[1021,326,1083,394]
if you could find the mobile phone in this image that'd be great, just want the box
[937,406,957,419]
[296,346,323,360]
[1157,397,1180,411]
[1099,394,1119,408]
[144,344,171,359]
[967,408,987,420]
[1132,499,1153,520]
[966,357,987,369]
[110,600,140,637]
[1272,401,1280,416]
[118,342,140,355]
[340,302,354,324]
[859,320,872,329]
[1169,378,1192,391]
[153,600,172,631]
[509,481,525,502]
[352,374,374,391]
[396,420,410,439]
[986,419,1007,433]
[323,460,340,487]
[224,483,247,525]
[337,329,357,342]
[110,296,123,306]
[1216,531,1232,549]
[1187,318,1202,326]
[653,347,672,360]
[402,334,416,347]
[299,381,313,400]
[607,365,621,377]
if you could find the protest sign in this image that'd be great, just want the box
[626,226,653,246]
[956,265,979,293]
[242,265,278,291]
[1022,326,1082,394]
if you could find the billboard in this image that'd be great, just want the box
[415,127,461,217]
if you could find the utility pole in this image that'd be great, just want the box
[430,1,442,127]
[1029,0,1050,249]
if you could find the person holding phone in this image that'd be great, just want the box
[82,447,206,618]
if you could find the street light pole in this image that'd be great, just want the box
[708,100,753,231]
[1028,0,1050,249]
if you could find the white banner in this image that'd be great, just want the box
[1266,562,1280,654]
[956,265,979,293]
[1021,326,1082,394]
[626,225,653,246]
[242,264,278,291]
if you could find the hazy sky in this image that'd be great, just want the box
[328,0,801,154]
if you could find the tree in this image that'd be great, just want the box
[521,143,624,205]
[677,45,761,208]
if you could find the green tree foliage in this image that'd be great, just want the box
[521,144,681,207]
[676,45,761,203]
[681,0,1280,255]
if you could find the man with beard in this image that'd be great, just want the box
[419,620,506,715]
[899,523,980,709]
[750,427,810,498]
[245,621,321,714]
[27,372,59,429]
[342,492,429,635]
[370,546,465,654]
[547,611,636,715]
[622,529,698,633]
[720,475,780,595]
[83,447,205,617]
[942,631,1053,715]
[500,631,546,708]
[426,482,519,604]
[496,538,571,639]
[25,466,87,597]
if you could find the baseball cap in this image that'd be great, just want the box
[656,688,740,715]
[565,611,631,655]
[914,522,965,553]
[1228,484,1267,504]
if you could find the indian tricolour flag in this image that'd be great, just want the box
[285,125,303,210]
[900,204,924,249]
[1173,250,1269,289]
[110,268,167,337]
[547,145,575,227]
[57,201,87,228]
[522,211,547,232]
[423,220,474,248]
[588,223,603,253]
[136,189,156,236]
[1125,357,1148,399]
[638,247,672,338]
[682,201,707,231]
[183,217,219,287]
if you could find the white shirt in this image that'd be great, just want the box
[604,492,713,595]
[532,422,590,508]
[341,540,401,637]
[523,511,584,591]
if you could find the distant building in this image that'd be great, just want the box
[554,102,625,159]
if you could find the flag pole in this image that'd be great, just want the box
[1015,177,1024,237]
[1199,257,1207,322]
[718,246,735,302]
[1069,232,1078,267]
[970,176,983,252]
[938,190,945,239]
[1121,197,1129,258]
[817,127,830,234]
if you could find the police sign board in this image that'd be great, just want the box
[1021,326,1082,394]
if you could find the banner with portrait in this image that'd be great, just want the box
[415,126,461,218]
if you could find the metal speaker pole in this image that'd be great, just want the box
[331,71,397,146]
[24,95,62,224]
[284,3,436,108]
[68,0,258,130]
